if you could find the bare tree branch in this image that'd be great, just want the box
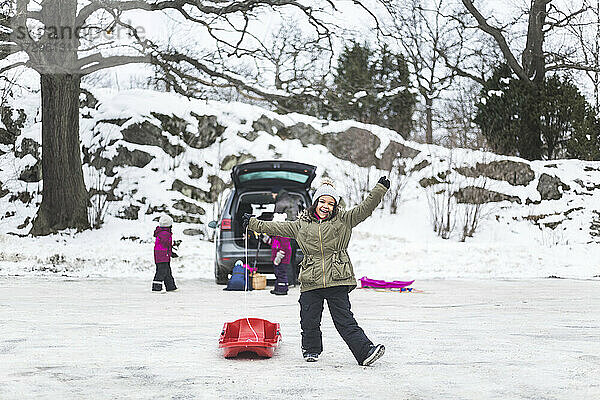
[461,0,529,82]
[0,60,26,74]
[437,50,486,85]
[80,54,151,75]
[75,0,339,77]
[544,3,590,31]
[546,62,600,72]
[155,51,290,101]
[351,0,387,39]
[77,0,333,29]
[0,42,21,59]
[386,0,463,143]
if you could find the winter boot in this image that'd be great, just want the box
[303,352,319,362]
[360,344,385,366]
[270,289,287,295]
[152,281,163,292]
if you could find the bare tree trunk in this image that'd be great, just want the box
[28,0,90,235]
[521,97,543,160]
[523,0,548,84]
[30,74,89,235]
[425,96,433,144]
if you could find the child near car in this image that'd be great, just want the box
[263,213,292,295]
[152,214,178,292]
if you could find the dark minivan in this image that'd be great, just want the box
[209,160,316,284]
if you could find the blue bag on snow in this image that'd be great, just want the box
[224,261,253,291]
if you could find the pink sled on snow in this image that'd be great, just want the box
[359,276,414,289]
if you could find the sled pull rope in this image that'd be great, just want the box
[244,225,259,342]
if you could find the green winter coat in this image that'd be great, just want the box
[248,183,388,292]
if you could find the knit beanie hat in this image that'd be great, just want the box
[159,214,173,227]
[312,179,340,205]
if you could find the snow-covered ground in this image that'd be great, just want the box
[1,74,599,399]
[1,276,598,399]
[1,206,599,281]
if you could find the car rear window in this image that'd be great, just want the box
[238,171,310,184]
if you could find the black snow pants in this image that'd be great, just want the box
[273,262,289,294]
[298,285,373,364]
[152,262,177,291]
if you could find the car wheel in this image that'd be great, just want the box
[215,262,229,285]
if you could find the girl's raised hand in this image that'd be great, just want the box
[378,176,390,188]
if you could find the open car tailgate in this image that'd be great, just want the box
[231,160,316,189]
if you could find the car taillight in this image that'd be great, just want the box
[221,218,231,230]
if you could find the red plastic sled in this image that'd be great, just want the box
[219,318,281,358]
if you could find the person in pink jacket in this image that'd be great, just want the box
[264,213,292,295]
[152,215,178,292]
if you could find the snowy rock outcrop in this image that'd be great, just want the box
[1,88,600,245]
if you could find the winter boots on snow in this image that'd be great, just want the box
[303,352,319,362]
[360,344,385,366]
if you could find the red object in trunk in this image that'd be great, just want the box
[219,318,281,358]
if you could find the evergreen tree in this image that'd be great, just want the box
[475,64,595,160]
[539,76,588,159]
[371,44,415,137]
[327,41,375,123]
[325,41,416,138]
[276,40,416,138]
[566,107,600,160]
[474,64,541,159]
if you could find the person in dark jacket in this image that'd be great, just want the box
[152,214,178,292]
[274,187,301,220]
[242,177,390,366]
